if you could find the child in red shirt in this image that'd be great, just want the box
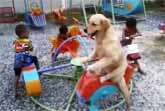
[51,25,80,57]
[121,17,141,46]
[121,17,145,75]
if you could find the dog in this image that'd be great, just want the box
[81,14,131,109]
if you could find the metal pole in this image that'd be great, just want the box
[27,0,30,11]
[142,0,147,20]
[94,0,97,13]
[81,0,88,26]
[50,0,53,13]
[111,0,116,24]
[40,0,44,12]
[24,0,28,13]
[69,0,72,9]
[12,0,16,15]
[65,88,76,111]
[38,63,73,73]
[24,0,30,24]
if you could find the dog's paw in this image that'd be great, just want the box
[80,57,88,64]
[86,71,93,76]
[87,65,95,73]
[100,76,107,83]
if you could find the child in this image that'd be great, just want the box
[121,17,145,75]
[13,24,39,97]
[121,17,141,46]
[50,24,80,57]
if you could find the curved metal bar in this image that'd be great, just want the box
[52,36,78,62]
[52,35,90,62]
[30,74,80,111]
[30,96,62,111]
[77,35,89,56]
[30,79,133,111]
[38,63,72,73]
[40,0,44,12]
[102,80,133,111]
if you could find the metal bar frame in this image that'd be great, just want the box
[82,0,98,27]
[110,0,147,24]
[12,0,15,15]
[110,0,116,24]
[40,0,44,12]
[142,0,147,20]
[81,0,88,26]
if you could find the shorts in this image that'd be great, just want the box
[14,55,39,76]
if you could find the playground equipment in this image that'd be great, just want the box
[0,0,19,23]
[28,35,91,111]
[51,0,67,24]
[24,0,46,28]
[51,0,81,24]
[50,36,80,58]
[82,0,147,25]
[50,0,97,25]
[25,35,134,111]
[22,63,42,96]
[81,0,98,26]
[49,24,85,59]
[50,35,92,62]
[71,57,134,111]
[101,0,147,23]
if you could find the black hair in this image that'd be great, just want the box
[59,25,68,34]
[15,24,29,37]
[126,17,137,28]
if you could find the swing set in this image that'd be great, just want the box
[24,0,46,28]
[82,0,147,24]
[0,0,19,23]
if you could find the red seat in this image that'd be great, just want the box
[76,65,134,101]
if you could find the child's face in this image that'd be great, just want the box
[126,24,135,29]
[21,29,29,38]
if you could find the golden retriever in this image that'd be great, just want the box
[81,14,131,109]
